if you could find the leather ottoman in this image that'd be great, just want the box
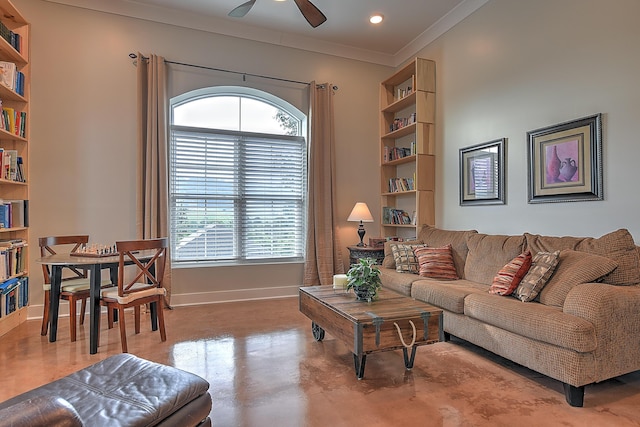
[0,354,212,427]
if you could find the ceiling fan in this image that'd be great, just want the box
[228,0,327,28]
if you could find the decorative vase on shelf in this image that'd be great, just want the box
[547,145,561,183]
[560,157,578,182]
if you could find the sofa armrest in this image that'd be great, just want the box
[563,283,640,381]
[0,396,83,427]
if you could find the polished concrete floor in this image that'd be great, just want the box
[1,297,639,426]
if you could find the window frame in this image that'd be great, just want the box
[169,86,308,267]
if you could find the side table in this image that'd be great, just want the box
[347,245,385,266]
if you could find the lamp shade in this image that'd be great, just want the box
[347,202,374,222]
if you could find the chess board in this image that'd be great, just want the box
[71,244,118,257]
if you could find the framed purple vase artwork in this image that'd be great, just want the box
[459,138,506,206]
[527,114,603,203]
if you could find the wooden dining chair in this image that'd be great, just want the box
[100,238,168,353]
[40,235,113,342]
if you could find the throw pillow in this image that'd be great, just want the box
[524,229,640,286]
[514,250,560,302]
[382,239,422,269]
[414,244,459,280]
[391,243,427,273]
[418,225,478,279]
[538,249,619,307]
[489,251,532,296]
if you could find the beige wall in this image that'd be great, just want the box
[416,0,640,238]
[19,0,640,317]
[18,0,390,316]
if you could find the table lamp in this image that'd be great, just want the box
[347,202,374,247]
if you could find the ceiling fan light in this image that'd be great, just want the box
[370,14,384,24]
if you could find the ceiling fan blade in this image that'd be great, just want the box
[292,0,327,28]
[228,0,256,18]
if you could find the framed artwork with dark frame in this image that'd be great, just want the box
[527,114,603,204]
[459,138,505,206]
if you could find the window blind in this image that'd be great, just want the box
[170,127,306,263]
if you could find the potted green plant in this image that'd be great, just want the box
[346,257,382,302]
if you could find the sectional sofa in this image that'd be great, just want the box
[379,225,640,407]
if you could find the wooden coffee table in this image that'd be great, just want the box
[299,286,443,379]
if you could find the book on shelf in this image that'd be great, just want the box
[0,21,21,53]
[0,62,25,96]
[390,116,414,132]
[0,107,26,137]
[17,276,28,308]
[0,201,28,229]
[15,70,24,96]
[0,61,15,91]
[381,207,412,225]
[15,156,25,182]
[2,149,17,180]
[0,239,27,281]
[388,177,415,193]
[0,276,20,317]
[0,107,27,138]
[383,146,412,163]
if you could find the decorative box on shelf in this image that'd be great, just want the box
[368,237,386,248]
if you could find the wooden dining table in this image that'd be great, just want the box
[36,250,159,354]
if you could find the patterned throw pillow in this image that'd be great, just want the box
[489,251,532,296]
[514,250,560,302]
[391,243,426,273]
[414,244,459,280]
[383,240,422,269]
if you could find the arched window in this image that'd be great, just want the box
[170,87,307,264]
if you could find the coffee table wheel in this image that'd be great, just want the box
[311,322,325,341]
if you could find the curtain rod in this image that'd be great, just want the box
[129,53,338,90]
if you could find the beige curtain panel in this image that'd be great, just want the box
[303,82,345,286]
[136,52,172,306]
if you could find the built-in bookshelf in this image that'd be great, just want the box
[0,0,29,337]
[380,58,435,239]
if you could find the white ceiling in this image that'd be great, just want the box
[44,0,488,66]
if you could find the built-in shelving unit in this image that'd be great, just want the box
[0,0,29,337]
[379,57,435,239]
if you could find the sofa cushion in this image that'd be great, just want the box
[514,251,560,302]
[382,239,421,269]
[538,249,618,307]
[417,225,478,279]
[411,279,488,313]
[489,251,532,296]
[414,245,459,280]
[464,234,525,285]
[390,243,426,273]
[464,292,597,353]
[379,267,419,296]
[524,229,640,286]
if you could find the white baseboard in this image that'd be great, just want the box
[170,285,299,307]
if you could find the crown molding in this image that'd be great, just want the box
[42,0,487,67]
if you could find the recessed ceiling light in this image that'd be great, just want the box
[370,14,384,24]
